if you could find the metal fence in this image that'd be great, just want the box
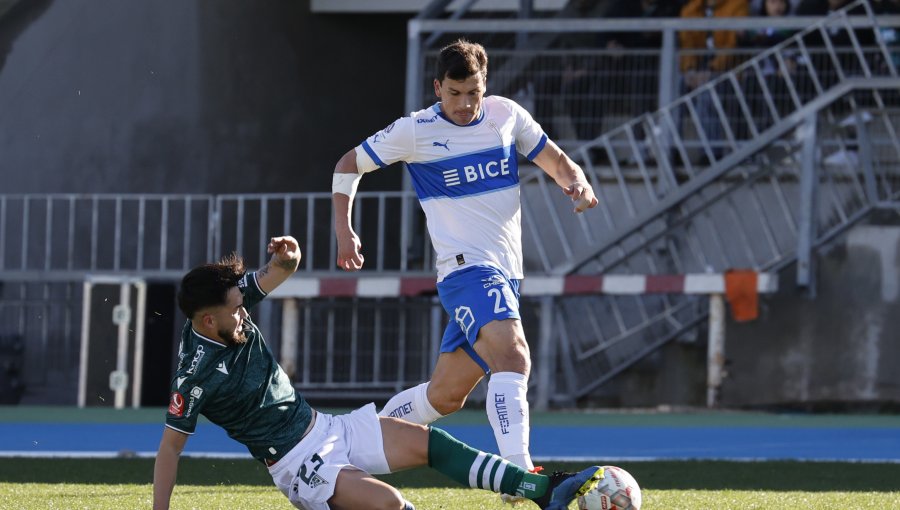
[408,13,900,145]
[0,192,433,280]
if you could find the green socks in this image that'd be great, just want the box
[427,427,549,498]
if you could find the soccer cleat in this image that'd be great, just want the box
[531,466,604,510]
[500,466,544,506]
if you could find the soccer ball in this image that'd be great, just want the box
[577,465,642,510]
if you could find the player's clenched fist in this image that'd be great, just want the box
[564,181,599,213]
[267,236,301,263]
[336,229,365,271]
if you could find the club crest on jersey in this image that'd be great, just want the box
[168,392,185,417]
[307,473,329,489]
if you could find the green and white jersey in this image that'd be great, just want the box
[165,271,313,463]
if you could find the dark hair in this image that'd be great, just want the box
[177,254,245,319]
[435,39,488,82]
[759,0,789,16]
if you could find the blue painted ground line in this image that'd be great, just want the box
[2,424,899,462]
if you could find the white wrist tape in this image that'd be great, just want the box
[332,172,362,201]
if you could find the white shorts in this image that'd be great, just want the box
[268,403,391,510]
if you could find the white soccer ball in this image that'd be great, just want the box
[577,465,642,510]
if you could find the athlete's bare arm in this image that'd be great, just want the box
[532,139,599,213]
[333,149,365,271]
[255,235,301,294]
[153,427,189,510]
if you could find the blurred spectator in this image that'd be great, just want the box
[873,0,900,12]
[739,0,794,51]
[595,0,685,124]
[738,0,798,134]
[794,0,873,48]
[679,0,750,163]
[680,0,750,79]
[532,2,607,142]
[598,0,684,50]
[872,0,900,71]
[794,0,854,15]
[531,44,602,142]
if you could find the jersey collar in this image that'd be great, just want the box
[191,328,227,348]
[433,102,485,127]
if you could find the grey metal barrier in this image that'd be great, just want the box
[0,192,434,281]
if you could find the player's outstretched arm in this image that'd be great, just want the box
[333,149,365,271]
[256,235,301,294]
[532,139,599,214]
[153,427,189,510]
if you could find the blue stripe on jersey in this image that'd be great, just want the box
[526,134,548,160]
[407,144,519,200]
[361,140,387,168]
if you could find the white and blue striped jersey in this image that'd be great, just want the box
[355,95,548,281]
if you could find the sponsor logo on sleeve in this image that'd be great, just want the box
[371,121,397,144]
[168,392,185,417]
[186,345,205,375]
[184,386,203,418]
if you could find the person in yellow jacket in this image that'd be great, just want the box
[677,0,749,163]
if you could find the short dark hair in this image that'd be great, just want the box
[435,39,488,82]
[177,254,246,319]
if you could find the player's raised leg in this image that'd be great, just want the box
[378,349,485,422]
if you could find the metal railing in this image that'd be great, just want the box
[534,1,900,401]
[408,13,900,144]
[0,192,435,281]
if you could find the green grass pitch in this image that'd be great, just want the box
[1,458,899,509]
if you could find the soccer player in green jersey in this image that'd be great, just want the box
[152,235,602,510]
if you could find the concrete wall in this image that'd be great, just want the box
[0,0,407,194]
[722,224,900,408]
[594,224,900,409]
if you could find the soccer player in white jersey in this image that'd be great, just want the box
[332,39,598,503]
[152,235,604,510]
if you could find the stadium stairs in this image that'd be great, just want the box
[518,0,900,404]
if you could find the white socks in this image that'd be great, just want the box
[379,382,444,424]
[380,374,534,471]
[487,372,533,470]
